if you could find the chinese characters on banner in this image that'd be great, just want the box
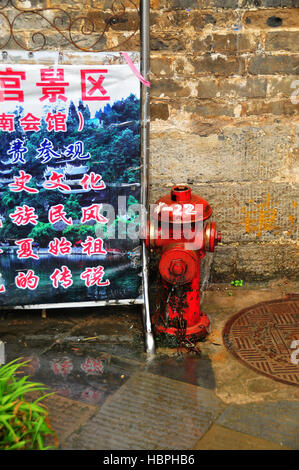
[0,52,141,306]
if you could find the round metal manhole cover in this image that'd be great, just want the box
[223,296,299,387]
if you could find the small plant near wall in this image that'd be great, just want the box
[230,280,244,287]
[0,358,57,450]
[228,279,244,295]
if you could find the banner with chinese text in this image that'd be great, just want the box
[0,52,142,307]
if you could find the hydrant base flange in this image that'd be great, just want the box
[154,312,210,340]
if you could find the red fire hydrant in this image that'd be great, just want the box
[147,185,221,341]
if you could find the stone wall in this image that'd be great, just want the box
[148,0,299,281]
[1,0,298,281]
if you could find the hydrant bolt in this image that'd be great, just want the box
[169,259,187,276]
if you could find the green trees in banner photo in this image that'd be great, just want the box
[0,93,140,185]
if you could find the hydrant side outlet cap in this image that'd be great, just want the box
[159,248,198,285]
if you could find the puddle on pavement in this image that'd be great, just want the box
[0,299,219,406]
[5,342,143,406]
[0,306,146,406]
[147,353,216,389]
[4,338,217,406]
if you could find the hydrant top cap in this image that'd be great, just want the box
[171,185,192,202]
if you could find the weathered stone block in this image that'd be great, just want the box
[193,33,258,54]
[150,102,170,120]
[174,57,197,76]
[246,98,298,116]
[197,77,267,99]
[91,0,139,10]
[150,56,174,77]
[207,0,239,7]
[243,9,299,29]
[195,182,298,243]
[240,0,298,7]
[186,101,237,117]
[166,0,200,9]
[151,79,191,98]
[88,11,139,32]
[265,31,299,52]
[248,55,299,75]
[190,11,207,30]
[150,123,298,186]
[151,10,192,31]
[267,75,299,98]
[104,31,140,50]
[150,0,169,10]
[193,55,246,75]
[190,10,239,30]
[211,243,298,281]
[150,36,186,52]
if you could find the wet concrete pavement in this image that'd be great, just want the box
[0,279,299,450]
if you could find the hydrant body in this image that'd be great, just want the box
[148,185,221,340]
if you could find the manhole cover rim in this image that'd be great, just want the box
[222,296,299,388]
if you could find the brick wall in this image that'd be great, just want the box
[2,0,298,281]
[148,0,299,281]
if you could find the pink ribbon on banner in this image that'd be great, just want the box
[121,52,150,88]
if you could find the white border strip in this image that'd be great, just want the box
[0,298,144,310]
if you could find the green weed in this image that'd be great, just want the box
[230,280,244,287]
[0,358,57,450]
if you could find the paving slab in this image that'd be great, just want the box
[194,424,290,450]
[64,371,226,450]
[28,392,98,446]
[216,400,299,449]
[146,353,216,389]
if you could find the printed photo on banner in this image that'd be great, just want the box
[0,52,142,306]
